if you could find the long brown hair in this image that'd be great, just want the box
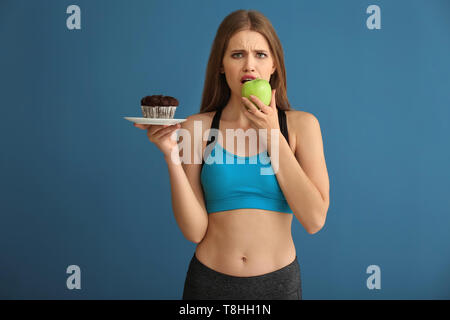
[199,10,291,113]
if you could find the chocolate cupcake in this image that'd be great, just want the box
[140,95,179,119]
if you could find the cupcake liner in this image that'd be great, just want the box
[141,106,177,119]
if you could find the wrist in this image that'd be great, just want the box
[164,146,181,165]
[265,128,282,154]
[265,127,280,145]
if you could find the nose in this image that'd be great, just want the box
[243,55,255,72]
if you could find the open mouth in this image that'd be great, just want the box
[241,79,255,84]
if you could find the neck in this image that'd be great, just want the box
[221,93,251,128]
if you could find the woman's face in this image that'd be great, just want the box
[221,29,276,99]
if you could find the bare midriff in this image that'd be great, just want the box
[195,209,296,277]
[194,111,297,277]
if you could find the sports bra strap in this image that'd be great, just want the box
[205,108,223,148]
[201,107,290,166]
[278,108,290,145]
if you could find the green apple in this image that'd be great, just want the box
[241,79,272,110]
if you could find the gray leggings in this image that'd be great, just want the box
[182,254,302,300]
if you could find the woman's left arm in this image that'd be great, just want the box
[270,112,330,234]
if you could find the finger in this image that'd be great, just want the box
[241,97,258,114]
[248,95,266,110]
[134,123,151,130]
[240,97,251,115]
[154,126,180,142]
[159,127,180,140]
[149,124,170,135]
[259,105,271,114]
[242,97,263,118]
[152,124,180,138]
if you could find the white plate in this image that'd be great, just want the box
[124,117,186,125]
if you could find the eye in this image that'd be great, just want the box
[257,52,267,58]
[232,53,243,58]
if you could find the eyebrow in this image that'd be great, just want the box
[230,49,269,53]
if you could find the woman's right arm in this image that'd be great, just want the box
[134,116,208,243]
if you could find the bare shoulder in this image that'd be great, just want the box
[286,110,321,137]
[183,111,215,128]
[285,109,318,126]
[284,109,318,153]
[179,111,215,164]
[286,109,325,166]
[187,111,215,120]
[180,111,212,133]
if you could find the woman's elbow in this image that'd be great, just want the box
[187,233,205,244]
[307,214,327,234]
[185,224,207,244]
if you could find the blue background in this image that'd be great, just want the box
[1,0,449,299]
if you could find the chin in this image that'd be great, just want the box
[229,86,241,98]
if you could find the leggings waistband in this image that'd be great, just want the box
[183,254,302,300]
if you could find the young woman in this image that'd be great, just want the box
[134,10,330,300]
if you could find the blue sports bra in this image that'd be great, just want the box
[200,106,293,214]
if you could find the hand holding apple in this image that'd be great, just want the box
[241,88,279,149]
